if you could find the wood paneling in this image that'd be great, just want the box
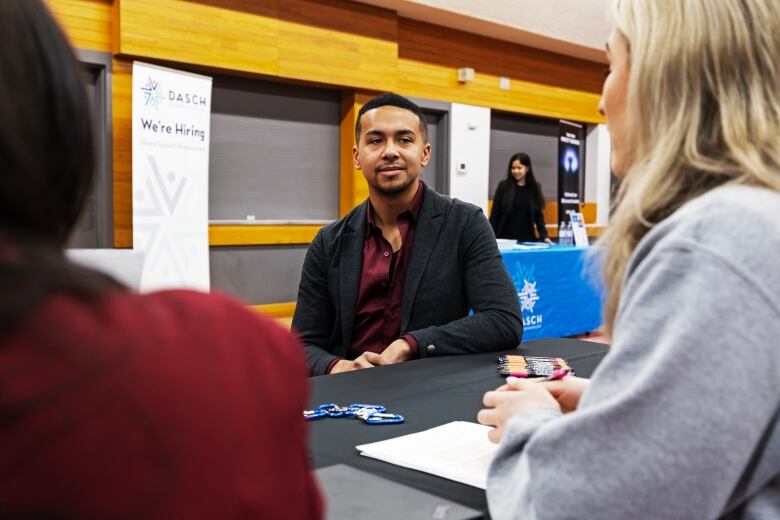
[114,0,399,92]
[46,0,113,52]
[580,202,597,223]
[113,58,133,247]
[397,19,604,123]
[399,19,605,94]
[542,202,598,225]
[113,2,603,123]
[339,91,376,216]
[250,301,296,318]
[209,225,323,246]
[399,58,603,124]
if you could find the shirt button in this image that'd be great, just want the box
[383,251,390,257]
[426,344,436,354]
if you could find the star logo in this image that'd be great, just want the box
[141,76,164,109]
[519,279,540,313]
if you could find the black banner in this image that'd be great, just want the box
[557,120,584,224]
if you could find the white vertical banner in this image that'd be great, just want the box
[132,62,212,292]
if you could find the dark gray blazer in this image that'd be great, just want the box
[293,185,523,376]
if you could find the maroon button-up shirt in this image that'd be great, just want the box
[326,182,424,373]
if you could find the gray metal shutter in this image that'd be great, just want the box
[210,245,309,304]
[209,77,340,305]
[208,77,340,222]
[489,113,558,202]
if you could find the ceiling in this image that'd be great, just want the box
[353,0,613,63]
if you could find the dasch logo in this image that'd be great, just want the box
[140,76,208,109]
[519,278,543,330]
[141,76,165,109]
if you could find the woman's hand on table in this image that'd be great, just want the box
[542,376,589,413]
[478,377,560,443]
[477,375,590,443]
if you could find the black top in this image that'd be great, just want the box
[489,180,548,241]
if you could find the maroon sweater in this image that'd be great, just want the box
[0,289,322,519]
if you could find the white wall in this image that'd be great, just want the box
[585,124,612,226]
[448,103,491,214]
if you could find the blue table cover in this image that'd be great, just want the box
[501,245,603,341]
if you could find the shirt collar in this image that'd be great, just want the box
[366,181,425,236]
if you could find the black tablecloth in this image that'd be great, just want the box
[308,338,609,514]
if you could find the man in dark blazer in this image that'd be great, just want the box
[293,93,523,376]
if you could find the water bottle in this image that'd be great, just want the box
[558,221,566,245]
[562,222,573,245]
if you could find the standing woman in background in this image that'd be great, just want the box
[489,153,553,243]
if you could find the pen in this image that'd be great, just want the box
[505,368,571,381]
[531,368,571,382]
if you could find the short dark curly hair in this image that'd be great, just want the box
[354,92,428,143]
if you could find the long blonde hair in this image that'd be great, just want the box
[600,0,780,335]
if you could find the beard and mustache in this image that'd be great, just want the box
[370,163,418,196]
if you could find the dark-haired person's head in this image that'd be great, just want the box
[505,152,535,185]
[502,152,545,211]
[0,0,94,246]
[0,0,118,334]
[352,93,431,197]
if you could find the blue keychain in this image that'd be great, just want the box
[305,403,402,424]
[303,409,327,421]
[316,403,353,417]
[344,403,386,416]
[363,412,405,425]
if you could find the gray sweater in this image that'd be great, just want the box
[487,185,780,520]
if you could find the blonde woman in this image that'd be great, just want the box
[478,1,780,518]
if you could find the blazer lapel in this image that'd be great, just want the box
[401,187,445,331]
[339,203,366,351]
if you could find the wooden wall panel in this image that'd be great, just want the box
[339,91,376,215]
[540,202,598,225]
[397,20,604,124]
[209,225,322,246]
[115,0,399,92]
[46,0,113,52]
[399,19,604,94]
[250,301,296,318]
[399,58,603,124]
[112,58,133,247]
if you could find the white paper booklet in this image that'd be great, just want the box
[570,212,590,246]
[356,421,498,489]
[496,238,518,251]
